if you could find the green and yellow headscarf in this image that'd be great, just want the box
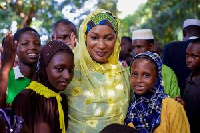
[74,9,121,68]
[85,11,118,34]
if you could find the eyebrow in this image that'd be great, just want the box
[20,39,40,42]
[90,32,115,36]
[59,34,70,37]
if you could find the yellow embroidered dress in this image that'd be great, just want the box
[64,9,130,133]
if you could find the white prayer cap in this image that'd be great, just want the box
[183,19,200,29]
[132,29,154,40]
[189,36,199,40]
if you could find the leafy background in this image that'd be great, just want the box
[0,0,199,45]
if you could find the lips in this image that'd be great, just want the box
[134,85,144,91]
[59,80,70,87]
[186,63,193,68]
[187,65,194,69]
[27,53,38,58]
[61,82,67,87]
[96,51,107,57]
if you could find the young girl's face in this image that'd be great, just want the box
[17,31,41,65]
[46,51,74,91]
[130,58,157,95]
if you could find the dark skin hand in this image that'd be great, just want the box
[69,32,77,49]
[174,95,185,106]
[52,32,77,50]
[0,32,18,108]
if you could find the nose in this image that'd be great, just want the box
[29,42,37,50]
[136,75,142,83]
[133,48,139,55]
[62,69,71,79]
[97,39,106,49]
[186,56,192,64]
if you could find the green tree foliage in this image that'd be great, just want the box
[120,0,200,45]
[0,0,120,43]
[97,0,119,15]
[0,0,88,42]
[1,1,62,31]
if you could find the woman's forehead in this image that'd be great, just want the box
[87,25,116,35]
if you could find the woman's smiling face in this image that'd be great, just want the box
[86,25,116,64]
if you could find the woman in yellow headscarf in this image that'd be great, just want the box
[65,9,130,133]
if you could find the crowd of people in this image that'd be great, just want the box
[0,8,200,133]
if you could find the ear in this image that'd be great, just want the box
[51,34,55,40]
[183,30,186,37]
[149,43,154,51]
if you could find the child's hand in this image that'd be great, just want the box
[1,32,18,73]
[174,96,185,106]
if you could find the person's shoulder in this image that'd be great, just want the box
[162,64,170,70]
[162,97,182,109]
[162,65,174,73]
[15,89,36,100]
[19,89,35,94]
[188,72,200,85]
[165,41,181,45]
[165,41,186,48]
[12,89,38,109]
